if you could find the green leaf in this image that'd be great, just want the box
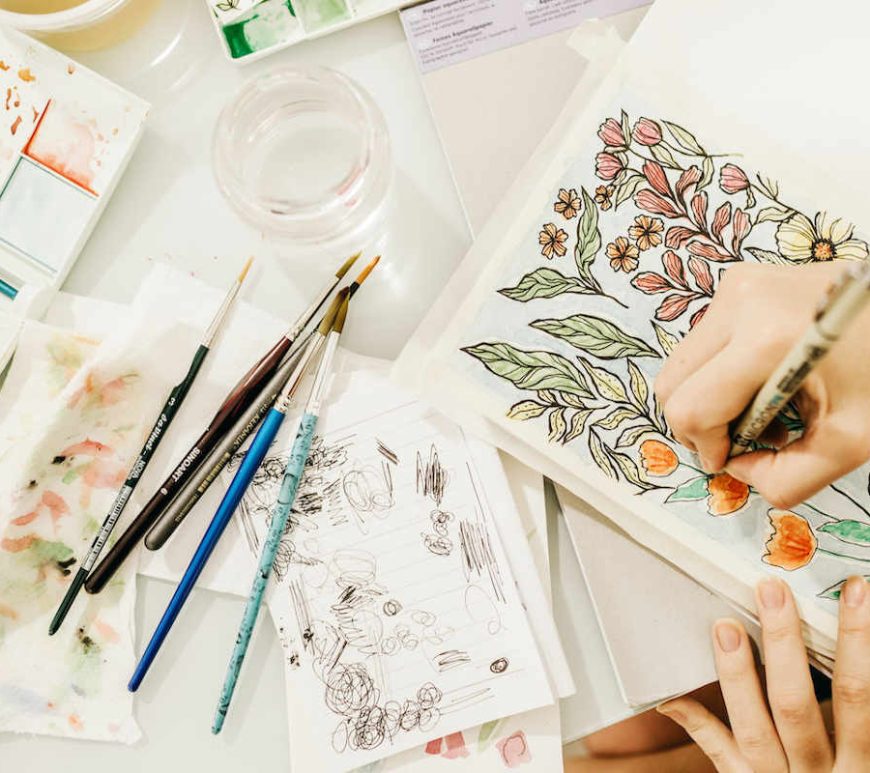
[537,389,587,409]
[652,391,669,435]
[818,576,870,601]
[756,174,779,200]
[595,406,638,430]
[698,156,714,190]
[463,342,594,397]
[531,314,660,360]
[754,206,794,225]
[506,400,548,421]
[607,449,657,491]
[746,247,790,265]
[614,173,646,209]
[819,520,870,546]
[616,423,658,448]
[574,188,603,291]
[588,430,618,480]
[663,120,706,155]
[577,357,629,402]
[651,321,680,357]
[548,408,568,442]
[620,109,631,145]
[650,143,680,169]
[626,359,650,411]
[563,408,595,444]
[665,475,709,503]
[478,719,502,749]
[745,188,756,209]
[499,267,595,302]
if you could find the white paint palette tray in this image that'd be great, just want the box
[0,26,149,367]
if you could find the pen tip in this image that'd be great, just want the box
[48,623,58,636]
[335,251,362,279]
[237,256,254,283]
[354,255,380,287]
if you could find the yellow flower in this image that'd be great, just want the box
[775,212,869,263]
[595,185,614,211]
[538,222,569,259]
[606,236,639,272]
[628,215,664,251]
[553,188,581,219]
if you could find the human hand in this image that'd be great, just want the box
[654,262,870,509]
[657,576,870,772]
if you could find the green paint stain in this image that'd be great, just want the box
[296,0,351,31]
[26,538,74,571]
[223,0,299,59]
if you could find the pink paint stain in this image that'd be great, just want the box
[59,439,114,459]
[496,731,532,768]
[423,732,469,760]
[93,619,120,644]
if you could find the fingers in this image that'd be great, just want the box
[726,416,869,509]
[832,576,870,768]
[656,698,750,773]
[659,344,774,472]
[756,578,833,770]
[711,618,787,772]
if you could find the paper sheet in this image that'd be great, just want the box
[392,0,870,659]
[0,311,185,742]
[228,369,555,771]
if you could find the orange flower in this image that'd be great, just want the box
[707,473,749,516]
[639,439,678,476]
[553,187,581,219]
[606,236,639,272]
[538,222,569,259]
[628,214,664,251]
[763,510,816,570]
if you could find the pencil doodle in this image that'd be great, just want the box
[459,520,506,603]
[464,583,502,636]
[416,444,448,505]
[439,685,494,714]
[421,508,455,556]
[383,599,402,616]
[435,649,471,672]
[489,657,509,674]
[376,438,399,466]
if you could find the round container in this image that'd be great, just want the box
[213,66,392,249]
[0,0,161,52]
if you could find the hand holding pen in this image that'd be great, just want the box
[655,262,870,509]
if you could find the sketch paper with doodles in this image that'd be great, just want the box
[228,377,552,771]
[394,61,870,656]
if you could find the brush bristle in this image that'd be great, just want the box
[318,288,347,335]
[335,252,362,279]
[332,294,350,334]
[237,256,254,283]
[354,255,380,286]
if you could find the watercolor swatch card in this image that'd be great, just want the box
[0,26,148,339]
[393,0,870,662]
[227,370,555,771]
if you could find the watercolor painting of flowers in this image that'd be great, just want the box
[460,108,870,601]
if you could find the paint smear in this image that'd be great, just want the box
[17,68,35,82]
[496,731,532,768]
[24,101,98,194]
[222,0,300,59]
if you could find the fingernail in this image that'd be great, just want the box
[657,703,686,724]
[759,578,785,611]
[843,576,867,608]
[714,620,742,652]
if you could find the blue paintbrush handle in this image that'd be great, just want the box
[128,408,287,692]
[212,411,318,733]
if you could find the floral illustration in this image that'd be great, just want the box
[462,107,870,596]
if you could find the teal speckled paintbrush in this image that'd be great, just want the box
[212,261,372,734]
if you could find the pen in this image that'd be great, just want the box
[48,258,253,635]
[729,261,870,457]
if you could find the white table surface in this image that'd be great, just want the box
[1,1,472,770]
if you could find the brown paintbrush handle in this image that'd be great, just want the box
[84,335,291,594]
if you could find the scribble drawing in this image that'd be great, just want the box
[439,685,494,714]
[376,438,399,465]
[434,649,471,672]
[489,657,509,674]
[383,599,402,616]
[416,444,448,505]
[421,508,455,556]
[460,108,870,594]
[464,583,502,636]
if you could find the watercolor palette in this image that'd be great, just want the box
[0,25,149,366]
[206,0,412,63]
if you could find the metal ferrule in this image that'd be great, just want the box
[202,280,241,348]
[284,277,340,341]
[274,334,325,414]
[305,332,339,416]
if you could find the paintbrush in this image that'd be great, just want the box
[127,290,348,692]
[213,291,354,734]
[48,258,254,636]
[84,253,360,595]
[143,256,381,550]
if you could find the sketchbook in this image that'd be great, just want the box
[393,0,870,660]
[227,369,560,771]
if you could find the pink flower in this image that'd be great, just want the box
[690,192,708,229]
[711,201,732,240]
[598,117,626,147]
[632,272,672,294]
[657,293,695,321]
[690,304,709,328]
[662,250,689,289]
[595,152,624,181]
[688,255,714,294]
[496,731,532,768]
[688,241,735,262]
[665,226,697,248]
[731,207,751,252]
[719,163,749,193]
[634,189,681,218]
[675,165,702,199]
[633,117,662,146]
[642,160,671,197]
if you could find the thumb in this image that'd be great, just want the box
[725,417,867,509]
